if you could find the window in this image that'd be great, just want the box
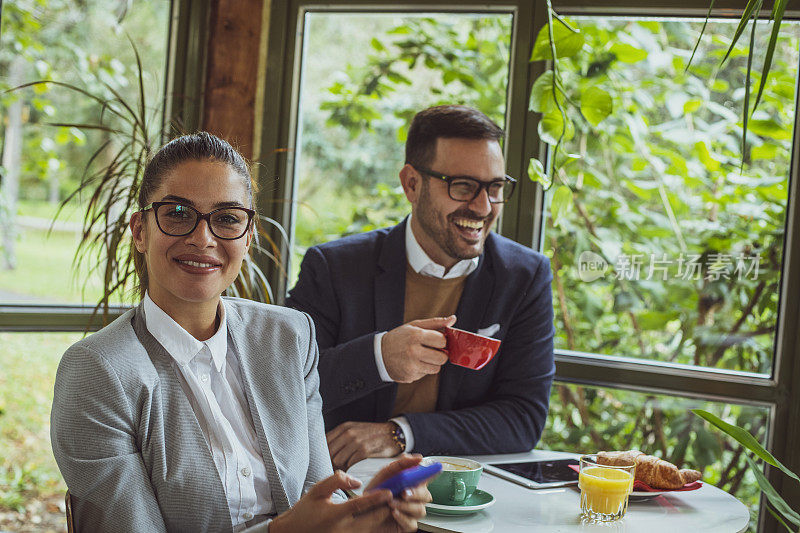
[535,10,800,531]
[290,11,513,276]
[0,0,170,308]
[258,4,800,531]
[542,18,799,376]
[0,1,176,525]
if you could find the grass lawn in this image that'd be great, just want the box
[0,229,100,304]
[16,200,84,225]
[0,201,130,305]
[0,332,81,515]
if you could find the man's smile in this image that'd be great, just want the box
[450,214,489,244]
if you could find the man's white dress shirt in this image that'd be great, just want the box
[374,215,479,451]
[143,293,272,531]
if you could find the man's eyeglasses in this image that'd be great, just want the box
[141,202,255,240]
[413,166,516,204]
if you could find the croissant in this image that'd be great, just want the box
[597,450,702,489]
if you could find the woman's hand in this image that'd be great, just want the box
[365,454,433,532]
[269,471,393,533]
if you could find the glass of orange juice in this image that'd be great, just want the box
[578,455,635,522]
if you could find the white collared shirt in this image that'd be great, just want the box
[404,213,480,279]
[375,216,480,451]
[143,293,272,531]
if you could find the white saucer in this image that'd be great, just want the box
[630,490,667,501]
[426,489,496,515]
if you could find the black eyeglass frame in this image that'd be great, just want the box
[141,201,256,240]
[412,166,517,203]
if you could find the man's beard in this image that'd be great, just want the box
[415,182,491,262]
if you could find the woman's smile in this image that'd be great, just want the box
[173,253,224,273]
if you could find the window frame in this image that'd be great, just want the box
[2,0,797,527]
[538,2,800,526]
[0,0,207,332]
[253,0,535,300]
[253,1,800,528]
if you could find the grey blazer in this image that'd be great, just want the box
[51,297,334,532]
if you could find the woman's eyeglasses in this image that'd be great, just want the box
[141,202,255,240]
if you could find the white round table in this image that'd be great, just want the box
[348,450,751,533]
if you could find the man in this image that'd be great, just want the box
[287,105,555,470]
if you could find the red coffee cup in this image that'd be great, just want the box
[443,326,501,370]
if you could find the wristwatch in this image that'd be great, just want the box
[389,421,406,453]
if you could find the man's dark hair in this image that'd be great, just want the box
[404,105,504,168]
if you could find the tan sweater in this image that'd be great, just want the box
[391,263,467,416]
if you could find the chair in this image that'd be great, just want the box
[65,490,75,533]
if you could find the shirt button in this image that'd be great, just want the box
[200,373,209,382]
[243,512,254,520]
[241,466,251,477]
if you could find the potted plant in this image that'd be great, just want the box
[12,44,287,322]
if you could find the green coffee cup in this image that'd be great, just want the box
[423,456,483,505]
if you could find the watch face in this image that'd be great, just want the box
[391,423,406,451]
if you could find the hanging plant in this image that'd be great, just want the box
[529,0,792,205]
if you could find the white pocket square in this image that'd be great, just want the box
[477,323,500,337]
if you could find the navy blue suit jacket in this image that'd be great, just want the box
[286,219,555,455]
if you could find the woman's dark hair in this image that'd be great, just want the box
[133,132,254,298]
[404,105,504,168]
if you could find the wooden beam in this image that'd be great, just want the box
[202,0,263,159]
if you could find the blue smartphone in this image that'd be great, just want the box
[370,462,443,497]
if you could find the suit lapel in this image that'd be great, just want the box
[438,236,495,410]
[225,304,292,513]
[131,305,232,529]
[375,219,408,332]
[373,220,408,419]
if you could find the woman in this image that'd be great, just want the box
[51,132,430,532]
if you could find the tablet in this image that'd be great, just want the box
[484,458,580,489]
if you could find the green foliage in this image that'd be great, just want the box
[527,158,550,188]
[694,409,800,531]
[530,70,565,113]
[343,183,409,237]
[579,86,613,127]
[315,15,510,174]
[746,455,800,531]
[0,333,81,513]
[0,0,168,203]
[539,111,574,145]
[549,184,572,226]
[540,19,794,376]
[531,18,585,60]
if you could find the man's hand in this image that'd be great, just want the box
[382,316,456,383]
[327,422,400,471]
